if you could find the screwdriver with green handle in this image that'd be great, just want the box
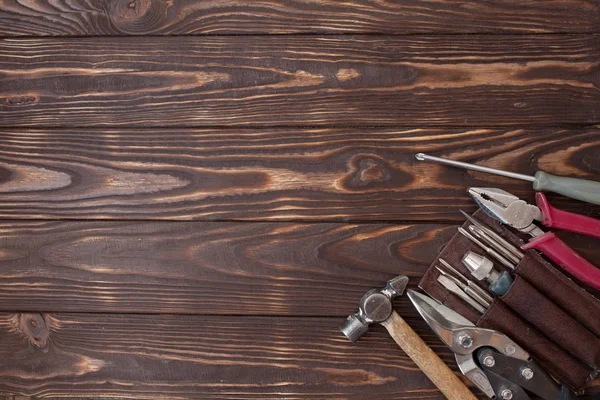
[415,153,600,205]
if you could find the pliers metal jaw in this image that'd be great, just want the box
[468,188,545,236]
[407,290,576,400]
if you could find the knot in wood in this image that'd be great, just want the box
[16,313,50,352]
[359,159,386,183]
[340,154,413,192]
[343,156,391,189]
[108,0,169,34]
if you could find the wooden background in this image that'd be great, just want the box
[0,0,599,398]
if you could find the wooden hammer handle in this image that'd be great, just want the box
[381,310,478,400]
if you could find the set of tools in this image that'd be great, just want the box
[460,211,524,265]
[469,188,600,289]
[342,275,579,400]
[436,258,493,312]
[437,215,519,312]
[340,154,599,400]
[417,152,600,289]
[340,275,480,400]
[408,290,578,400]
[437,251,513,313]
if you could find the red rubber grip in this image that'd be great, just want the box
[536,193,600,239]
[522,232,600,290]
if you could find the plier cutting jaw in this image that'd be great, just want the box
[407,290,575,400]
[468,188,545,236]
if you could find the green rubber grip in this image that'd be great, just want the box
[489,271,513,296]
[533,171,600,205]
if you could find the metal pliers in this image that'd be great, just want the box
[407,290,577,400]
[469,188,600,239]
[469,188,600,290]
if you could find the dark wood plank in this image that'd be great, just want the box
[1,36,599,128]
[0,220,597,316]
[0,128,597,221]
[2,0,599,36]
[1,313,598,399]
[0,221,451,316]
[0,313,485,399]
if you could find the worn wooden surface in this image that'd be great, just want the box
[2,0,600,36]
[0,313,473,399]
[1,1,599,399]
[1,36,599,128]
[0,128,597,221]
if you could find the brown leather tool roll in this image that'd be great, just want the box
[478,300,595,392]
[418,211,600,392]
[500,276,600,368]
[514,251,600,337]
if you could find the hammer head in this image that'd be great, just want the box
[340,275,409,342]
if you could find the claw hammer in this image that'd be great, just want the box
[340,275,478,400]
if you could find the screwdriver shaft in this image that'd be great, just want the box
[467,281,494,304]
[458,227,516,269]
[461,211,524,261]
[437,275,486,313]
[438,259,494,303]
[415,153,535,182]
[464,286,492,308]
[436,267,491,308]
[469,225,521,266]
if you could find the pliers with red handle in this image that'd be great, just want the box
[469,188,600,290]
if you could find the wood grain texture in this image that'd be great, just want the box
[0,220,597,316]
[0,128,598,221]
[1,36,599,128]
[0,313,598,399]
[0,220,453,316]
[0,313,486,399]
[2,0,600,36]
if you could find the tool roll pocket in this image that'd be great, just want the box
[514,250,600,337]
[418,211,600,392]
[477,299,594,391]
[499,275,600,368]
